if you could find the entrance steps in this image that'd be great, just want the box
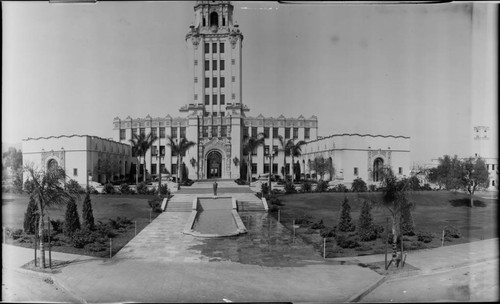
[164,194,195,212]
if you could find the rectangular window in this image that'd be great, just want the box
[399,167,403,175]
[171,127,178,138]
[220,77,225,88]
[493,180,496,187]
[171,164,178,175]
[194,59,198,66]
[354,167,358,176]
[264,163,270,174]
[160,127,165,138]
[264,127,270,138]
[160,163,165,173]
[205,95,210,105]
[204,112,210,117]
[251,164,257,174]
[180,127,186,139]
[213,112,217,117]
[231,59,235,65]
[272,163,278,174]
[203,126,209,137]
[273,127,279,138]
[264,145,270,156]
[119,129,126,140]
[220,94,225,105]
[251,127,257,138]
[212,42,217,53]
[212,60,217,70]
[243,127,249,137]
[285,128,290,139]
[232,76,235,82]
[305,128,310,139]
[151,128,157,138]
[204,43,209,54]
[213,77,217,87]
[151,164,157,174]
[73,168,78,176]
[293,128,298,139]
[220,60,225,70]
[160,146,165,156]
[205,77,210,88]
[221,112,225,117]
[205,60,209,71]
[194,77,198,83]
[273,145,279,155]
[194,94,198,101]
[493,164,496,170]
[213,94,218,105]
[212,126,218,137]
[231,93,235,100]
[221,126,227,137]
[152,146,158,156]
[220,42,224,53]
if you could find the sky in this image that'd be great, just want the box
[2,1,498,164]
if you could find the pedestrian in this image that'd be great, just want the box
[213,180,218,196]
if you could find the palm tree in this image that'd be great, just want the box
[242,133,265,184]
[24,164,78,268]
[277,135,288,180]
[286,139,306,184]
[130,132,158,183]
[167,136,196,188]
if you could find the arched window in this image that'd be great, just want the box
[47,159,58,171]
[210,12,218,27]
[373,158,384,182]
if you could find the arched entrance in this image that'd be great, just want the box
[47,159,59,171]
[373,157,384,182]
[206,150,222,179]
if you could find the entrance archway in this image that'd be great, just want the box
[206,150,222,179]
[373,157,384,182]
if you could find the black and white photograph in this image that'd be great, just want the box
[2,0,498,302]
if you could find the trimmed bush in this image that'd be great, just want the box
[373,223,385,238]
[284,180,296,194]
[159,184,169,196]
[137,182,148,194]
[320,226,336,238]
[119,183,131,194]
[23,196,39,235]
[103,183,115,194]
[332,184,348,193]
[444,225,461,239]
[357,201,377,241]
[311,219,326,230]
[315,180,328,193]
[266,195,283,206]
[338,196,355,232]
[300,181,312,193]
[64,197,81,236]
[82,192,95,230]
[66,179,84,194]
[368,184,377,192]
[88,186,99,194]
[50,219,64,234]
[416,230,433,243]
[336,234,360,248]
[351,178,368,192]
[148,197,163,213]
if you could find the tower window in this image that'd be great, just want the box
[194,77,198,83]
[171,127,178,138]
[212,60,217,70]
[220,94,225,105]
[220,43,225,53]
[252,127,257,137]
[354,167,358,175]
[285,128,290,139]
[205,60,209,71]
[273,128,279,138]
[213,94,218,105]
[205,95,210,105]
[160,127,165,138]
[293,128,298,139]
[264,127,269,138]
[220,77,225,88]
[212,43,217,53]
[221,112,225,117]
[119,129,126,140]
[213,77,217,87]
[212,126,218,137]
[204,43,209,54]
[231,59,235,65]
[194,60,198,66]
[213,112,218,117]
[231,93,235,100]
[210,12,219,27]
[220,60,225,70]
[232,76,235,82]
[180,127,186,139]
[194,94,198,101]
[221,126,227,137]
[305,128,310,139]
[205,77,210,88]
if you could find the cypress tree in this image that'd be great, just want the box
[338,196,355,232]
[64,197,81,236]
[23,196,39,235]
[82,192,95,230]
[357,201,376,241]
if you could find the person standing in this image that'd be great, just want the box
[213,180,218,196]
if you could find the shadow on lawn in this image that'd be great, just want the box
[449,198,487,207]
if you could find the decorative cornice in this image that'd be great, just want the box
[306,133,410,144]
[22,134,130,147]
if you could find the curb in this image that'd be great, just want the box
[3,265,87,304]
[347,275,388,302]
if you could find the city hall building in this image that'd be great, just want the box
[113,1,411,186]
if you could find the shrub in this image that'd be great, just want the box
[103,183,115,194]
[295,215,314,226]
[416,230,433,243]
[338,196,355,232]
[355,244,372,252]
[23,196,39,235]
[368,184,377,192]
[50,219,65,234]
[421,183,432,191]
[351,178,368,192]
[159,184,169,196]
[357,201,377,241]
[268,204,279,212]
[119,183,131,194]
[96,221,116,238]
[261,182,269,196]
[444,225,461,239]
[66,179,84,194]
[88,186,99,194]
[82,192,95,230]
[407,241,427,250]
[23,179,36,194]
[266,195,283,206]
[284,180,296,194]
[401,207,415,236]
[320,226,336,238]
[300,181,312,193]
[315,180,328,193]
[148,197,163,213]
[137,182,148,194]
[373,223,385,237]
[311,219,326,230]
[64,197,81,236]
[84,242,106,252]
[336,234,360,248]
[332,184,348,193]
[8,228,24,240]
[71,228,95,248]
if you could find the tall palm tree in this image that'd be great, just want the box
[276,135,288,180]
[286,139,306,184]
[242,133,265,184]
[24,164,78,268]
[167,136,196,188]
[130,133,158,183]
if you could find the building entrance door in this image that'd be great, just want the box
[207,150,222,179]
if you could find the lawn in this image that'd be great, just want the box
[271,190,498,258]
[2,193,161,258]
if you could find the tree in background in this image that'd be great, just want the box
[96,158,120,184]
[285,139,306,184]
[276,135,288,180]
[130,132,158,183]
[357,201,376,241]
[2,147,23,171]
[427,155,462,190]
[461,157,489,207]
[167,136,196,188]
[2,147,23,193]
[64,197,81,236]
[24,163,77,268]
[351,177,368,192]
[82,192,95,230]
[242,134,265,184]
[23,196,39,235]
[310,156,334,181]
[337,196,355,232]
